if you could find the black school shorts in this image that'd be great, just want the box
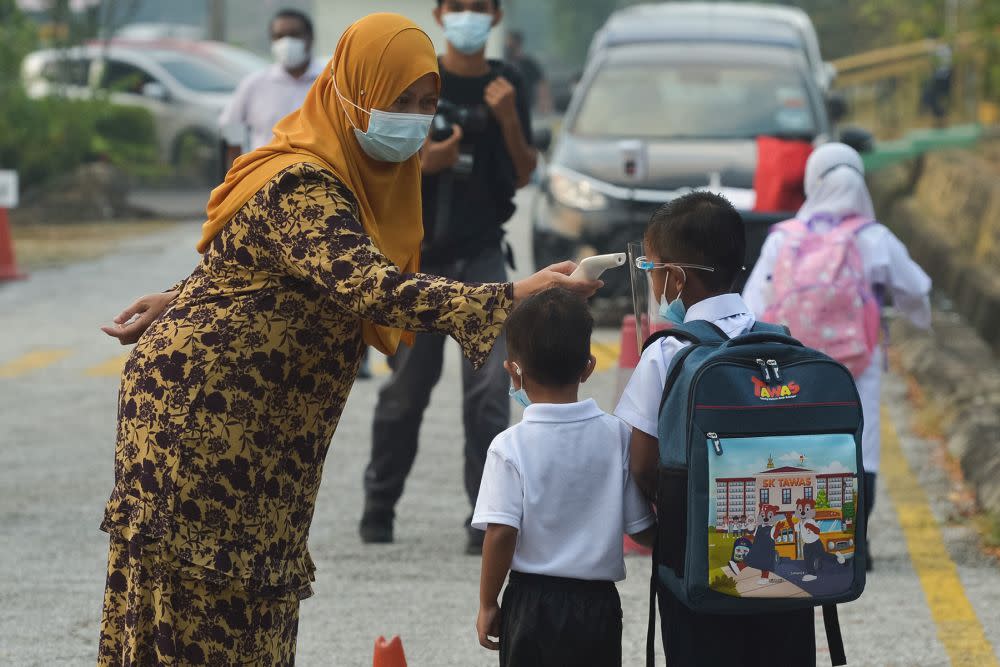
[500,571,622,667]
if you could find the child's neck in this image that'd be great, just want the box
[527,384,580,405]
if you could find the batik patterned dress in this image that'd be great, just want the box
[98,163,512,665]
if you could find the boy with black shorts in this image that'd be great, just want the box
[616,192,819,666]
[473,288,656,666]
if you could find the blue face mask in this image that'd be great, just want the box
[443,11,493,54]
[336,82,433,163]
[508,362,531,408]
[658,277,687,326]
[659,292,687,326]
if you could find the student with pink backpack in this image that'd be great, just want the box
[743,142,932,570]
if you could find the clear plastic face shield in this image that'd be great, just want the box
[627,240,716,350]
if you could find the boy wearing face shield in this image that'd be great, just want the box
[360,0,538,555]
[616,193,819,666]
[218,9,324,170]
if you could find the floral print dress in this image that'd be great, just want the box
[98,163,512,666]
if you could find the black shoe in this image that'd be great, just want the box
[466,528,485,556]
[359,513,393,544]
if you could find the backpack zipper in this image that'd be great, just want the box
[707,432,723,456]
[755,358,770,381]
[767,359,782,380]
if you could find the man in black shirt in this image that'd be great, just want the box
[361,0,537,554]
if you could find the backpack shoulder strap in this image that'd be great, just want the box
[773,217,807,235]
[823,604,847,666]
[751,321,791,336]
[640,320,727,352]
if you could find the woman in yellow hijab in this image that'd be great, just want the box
[97,13,597,665]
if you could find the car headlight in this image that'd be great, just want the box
[827,540,836,550]
[549,169,608,211]
[848,539,854,547]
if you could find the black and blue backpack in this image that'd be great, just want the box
[644,320,867,667]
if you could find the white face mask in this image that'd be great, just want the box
[335,81,433,163]
[272,36,309,70]
[443,11,493,54]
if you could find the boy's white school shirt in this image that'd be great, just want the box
[742,223,932,474]
[471,399,655,582]
[615,293,757,440]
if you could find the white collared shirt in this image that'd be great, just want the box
[472,399,655,582]
[219,60,325,152]
[614,293,756,438]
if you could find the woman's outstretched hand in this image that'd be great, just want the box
[512,261,603,305]
[100,291,178,345]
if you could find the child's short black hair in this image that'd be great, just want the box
[644,191,746,292]
[505,288,592,386]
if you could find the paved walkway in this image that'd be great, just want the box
[1,219,998,665]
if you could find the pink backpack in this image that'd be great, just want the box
[762,217,881,377]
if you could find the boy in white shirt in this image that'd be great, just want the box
[615,192,818,666]
[473,288,656,667]
[743,142,932,571]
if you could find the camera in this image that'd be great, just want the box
[430,98,491,142]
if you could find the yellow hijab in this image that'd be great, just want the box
[199,13,439,355]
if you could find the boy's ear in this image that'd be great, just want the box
[503,360,519,386]
[580,354,598,384]
[492,8,504,28]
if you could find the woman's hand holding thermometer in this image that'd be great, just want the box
[569,253,627,281]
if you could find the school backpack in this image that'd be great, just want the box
[644,320,867,667]
[762,216,881,377]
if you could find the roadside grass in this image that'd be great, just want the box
[10,220,178,270]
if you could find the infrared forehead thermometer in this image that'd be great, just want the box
[569,253,627,281]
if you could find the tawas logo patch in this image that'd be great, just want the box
[752,376,801,401]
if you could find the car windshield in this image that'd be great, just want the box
[818,519,843,533]
[573,60,818,140]
[150,51,239,92]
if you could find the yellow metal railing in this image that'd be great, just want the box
[831,33,995,139]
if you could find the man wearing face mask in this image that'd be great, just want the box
[218,9,324,170]
[360,0,537,555]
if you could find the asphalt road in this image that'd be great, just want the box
[1,189,998,666]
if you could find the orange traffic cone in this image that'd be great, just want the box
[373,635,407,667]
[0,208,26,281]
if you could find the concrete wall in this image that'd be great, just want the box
[870,147,1000,355]
[870,145,1000,514]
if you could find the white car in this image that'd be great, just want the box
[21,40,268,179]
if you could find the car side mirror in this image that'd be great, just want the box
[533,127,553,153]
[141,81,169,102]
[838,126,875,154]
[826,93,848,123]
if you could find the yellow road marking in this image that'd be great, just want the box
[373,358,390,376]
[85,354,130,377]
[592,341,621,373]
[0,349,72,378]
[881,408,999,666]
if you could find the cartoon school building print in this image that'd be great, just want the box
[714,454,854,531]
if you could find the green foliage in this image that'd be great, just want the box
[0,0,159,191]
[816,490,830,509]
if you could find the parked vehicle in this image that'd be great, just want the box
[592,3,837,93]
[533,5,870,298]
[21,40,268,182]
